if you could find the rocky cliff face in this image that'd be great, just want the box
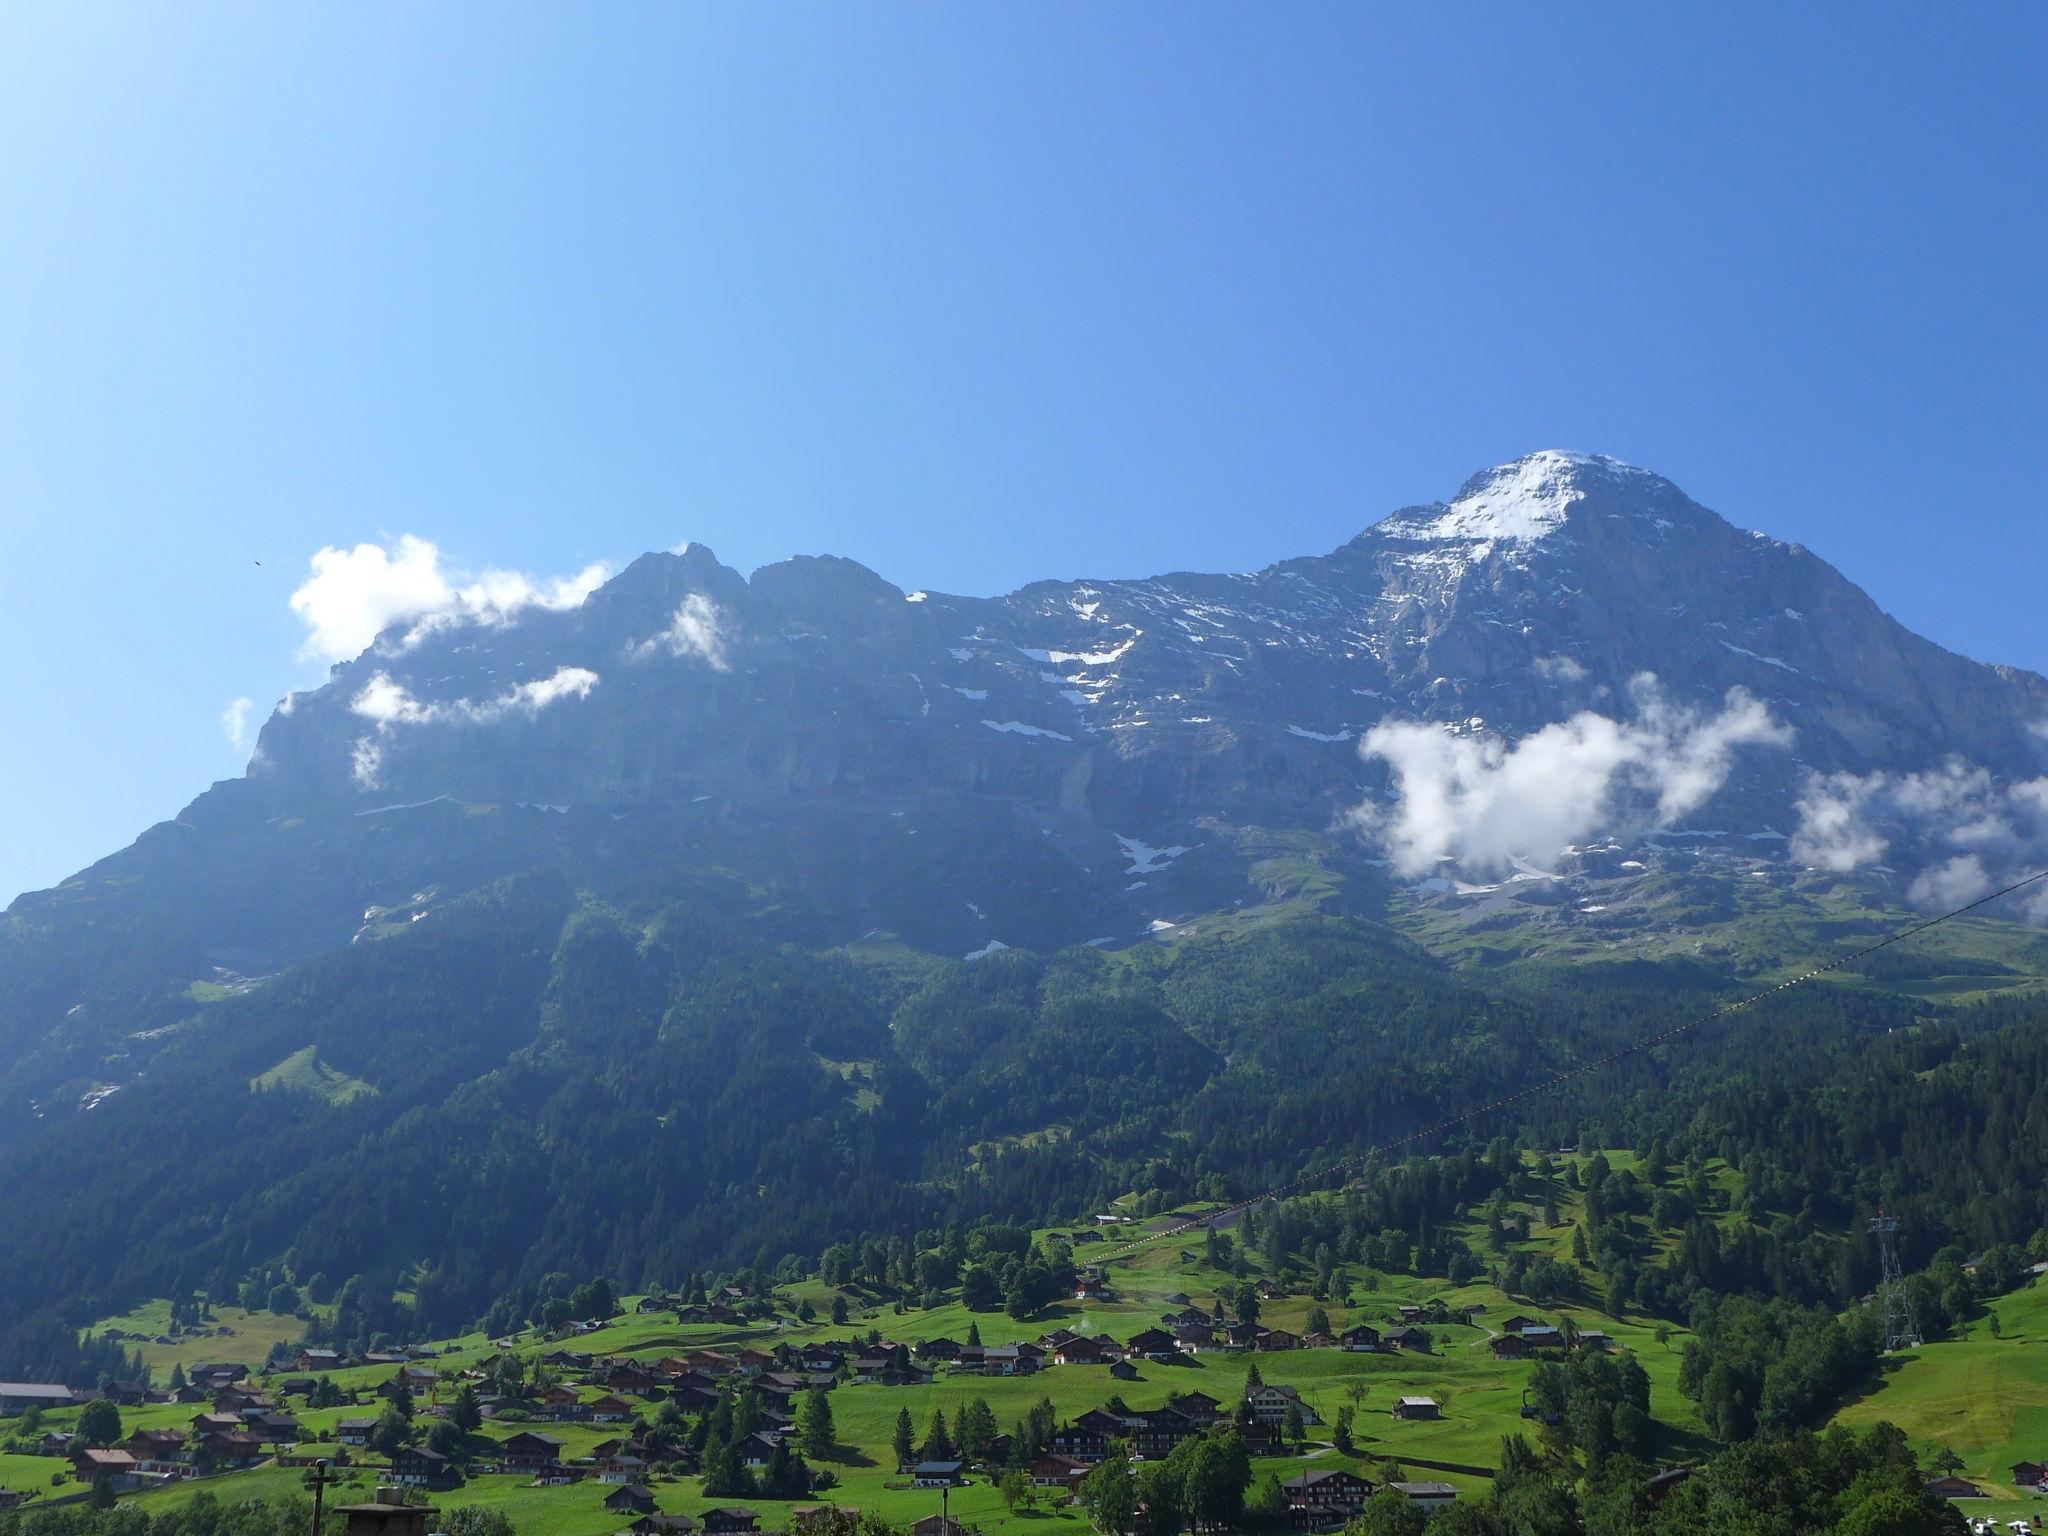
[7,452,2046,1082]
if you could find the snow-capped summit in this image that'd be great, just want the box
[1376,450,1653,544]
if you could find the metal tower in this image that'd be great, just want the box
[1869,1212,1921,1352]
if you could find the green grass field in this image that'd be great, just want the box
[1832,1279,2048,1521]
[90,1300,314,1375]
[250,1045,377,1105]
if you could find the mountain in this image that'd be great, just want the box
[5,450,2047,1343]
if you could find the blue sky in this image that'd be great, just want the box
[2,4,2043,904]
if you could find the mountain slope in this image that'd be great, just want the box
[4,450,2047,1347]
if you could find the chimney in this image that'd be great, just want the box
[377,1486,404,1505]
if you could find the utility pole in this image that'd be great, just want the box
[1869,1212,1921,1352]
[305,1457,341,1536]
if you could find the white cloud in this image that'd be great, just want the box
[288,534,611,664]
[1788,773,1889,871]
[1908,853,1993,909]
[632,593,731,670]
[1791,759,2048,916]
[349,666,602,728]
[1351,676,1790,878]
[351,737,384,790]
[1533,654,1588,684]
[221,697,255,753]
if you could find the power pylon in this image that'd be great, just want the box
[1869,1211,1921,1352]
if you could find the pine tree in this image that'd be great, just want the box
[893,1407,916,1471]
[799,1386,836,1459]
[923,1406,953,1462]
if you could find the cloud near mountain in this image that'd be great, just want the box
[1350,676,1791,878]
[289,533,611,664]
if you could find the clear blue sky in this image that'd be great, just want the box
[2,4,2043,905]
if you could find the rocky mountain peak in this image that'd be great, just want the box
[1371,450,1693,547]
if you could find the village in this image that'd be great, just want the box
[7,1187,2046,1536]
[0,1218,1673,1536]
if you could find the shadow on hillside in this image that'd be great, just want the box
[823,1445,878,1468]
[1828,1349,1912,1419]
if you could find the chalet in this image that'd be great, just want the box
[1131,1408,1199,1460]
[1391,1481,1458,1513]
[1074,1276,1111,1301]
[1220,1324,1263,1352]
[1108,1360,1140,1382]
[1029,1455,1091,1490]
[337,1418,379,1446]
[1049,1409,1123,1463]
[605,1484,659,1516]
[1164,1291,1192,1305]
[391,1447,461,1490]
[588,1395,635,1423]
[0,1383,75,1417]
[126,1429,186,1463]
[1576,1330,1615,1353]
[103,1380,151,1407]
[247,1412,303,1442]
[629,1518,698,1536]
[734,1349,778,1374]
[198,1432,264,1468]
[2011,1460,2047,1488]
[1520,1326,1565,1351]
[189,1364,248,1388]
[1382,1326,1431,1353]
[72,1449,140,1484]
[608,1365,663,1395]
[1256,1281,1289,1301]
[978,1346,1033,1376]
[700,1508,758,1534]
[297,1350,343,1372]
[1125,1328,1179,1361]
[36,1433,73,1457]
[335,1490,437,1536]
[276,1378,319,1398]
[501,1431,565,1469]
[1174,1324,1216,1352]
[1053,1338,1108,1366]
[1281,1467,1376,1525]
[911,1519,975,1536]
[1924,1475,1984,1499]
[1491,1335,1534,1361]
[1643,1468,1693,1504]
[1499,1316,1542,1336]
[1256,1328,1303,1352]
[600,1455,651,1484]
[1391,1397,1441,1421]
[738,1434,782,1469]
[1237,1423,1281,1457]
[1245,1385,1319,1427]
[915,1338,963,1362]
[1304,1332,1337,1350]
[1170,1392,1225,1424]
[913,1460,966,1488]
[191,1412,244,1437]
